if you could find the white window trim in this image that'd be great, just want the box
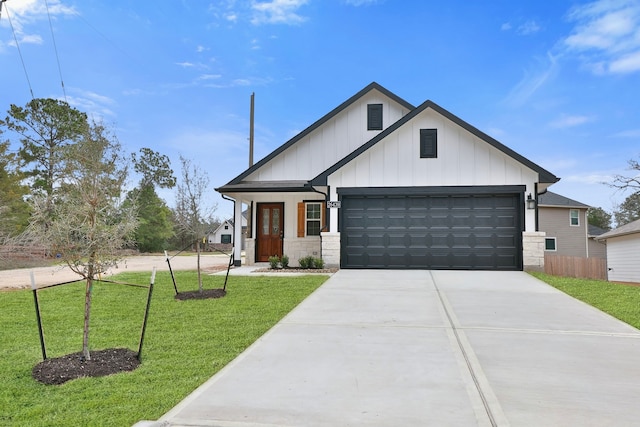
[569,209,580,227]
[305,202,322,237]
[545,237,557,252]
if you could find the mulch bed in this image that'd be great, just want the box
[174,288,227,300]
[32,348,140,385]
[253,267,339,274]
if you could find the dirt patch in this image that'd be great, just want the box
[174,288,227,300]
[32,348,140,385]
[0,254,231,291]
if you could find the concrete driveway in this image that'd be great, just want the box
[143,270,640,427]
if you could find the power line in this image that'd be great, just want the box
[44,0,68,103]
[2,1,35,100]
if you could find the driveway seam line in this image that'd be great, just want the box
[430,271,505,427]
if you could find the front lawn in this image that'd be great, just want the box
[0,271,327,426]
[530,272,640,329]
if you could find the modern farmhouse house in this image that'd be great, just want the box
[216,83,559,270]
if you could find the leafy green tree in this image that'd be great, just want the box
[128,148,176,252]
[0,138,30,236]
[613,192,640,227]
[587,207,612,231]
[25,121,137,360]
[126,185,173,252]
[2,99,87,202]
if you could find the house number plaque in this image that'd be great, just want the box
[327,201,341,209]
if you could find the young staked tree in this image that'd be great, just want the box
[25,121,138,360]
[174,156,216,292]
[1,98,87,222]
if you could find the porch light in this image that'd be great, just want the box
[526,193,536,210]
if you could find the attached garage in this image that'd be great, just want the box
[339,186,524,270]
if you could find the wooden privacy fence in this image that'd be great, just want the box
[544,254,607,280]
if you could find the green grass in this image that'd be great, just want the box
[530,272,640,329]
[0,271,327,426]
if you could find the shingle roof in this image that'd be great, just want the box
[538,191,590,208]
[588,224,607,237]
[596,218,640,240]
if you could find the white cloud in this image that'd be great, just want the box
[612,128,640,138]
[609,50,640,73]
[518,20,541,35]
[563,0,640,74]
[344,0,380,6]
[251,0,308,25]
[504,52,558,106]
[549,114,592,129]
[65,89,117,119]
[501,22,512,31]
[0,0,76,45]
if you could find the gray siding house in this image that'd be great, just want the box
[538,191,606,259]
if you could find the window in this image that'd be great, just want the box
[545,237,557,251]
[570,209,580,226]
[297,201,324,237]
[224,225,229,230]
[420,129,437,158]
[367,104,383,130]
[306,203,322,236]
[221,234,232,244]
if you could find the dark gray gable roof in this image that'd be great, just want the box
[222,82,415,187]
[311,99,559,186]
[538,191,590,208]
[588,224,607,236]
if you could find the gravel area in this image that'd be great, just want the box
[0,254,231,291]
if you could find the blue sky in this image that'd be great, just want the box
[2,0,640,221]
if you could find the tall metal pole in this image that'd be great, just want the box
[249,92,254,167]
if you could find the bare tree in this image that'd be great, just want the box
[24,121,137,360]
[611,158,640,191]
[174,156,216,292]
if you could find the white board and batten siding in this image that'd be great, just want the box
[245,90,411,182]
[606,233,640,283]
[326,108,539,232]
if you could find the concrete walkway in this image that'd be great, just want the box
[141,270,640,426]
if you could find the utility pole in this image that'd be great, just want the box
[249,92,255,167]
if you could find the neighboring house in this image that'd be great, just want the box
[208,219,235,245]
[216,82,559,270]
[537,191,606,259]
[588,224,607,259]
[596,219,640,283]
[207,214,247,250]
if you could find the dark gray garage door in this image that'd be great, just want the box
[340,187,523,270]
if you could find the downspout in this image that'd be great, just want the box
[534,182,539,232]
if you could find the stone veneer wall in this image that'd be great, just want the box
[284,238,322,267]
[523,231,546,271]
[321,232,340,268]
[244,239,255,265]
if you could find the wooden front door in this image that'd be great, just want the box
[256,203,284,262]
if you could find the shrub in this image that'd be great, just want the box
[281,254,290,269]
[298,256,313,269]
[313,257,324,269]
[268,255,280,269]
